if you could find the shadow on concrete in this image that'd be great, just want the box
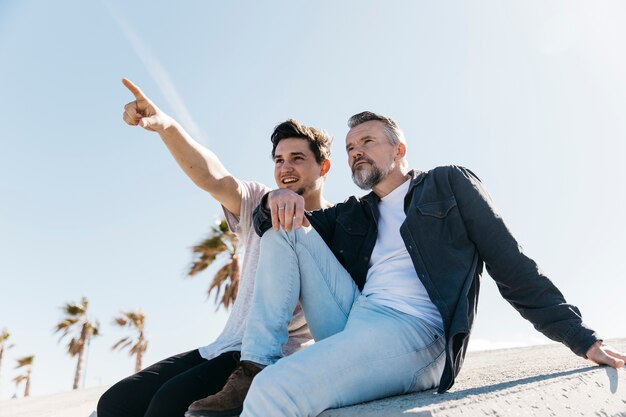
[413,365,612,406]
[321,365,625,416]
[447,366,598,397]
[605,366,620,394]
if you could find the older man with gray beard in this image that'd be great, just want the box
[186,111,625,417]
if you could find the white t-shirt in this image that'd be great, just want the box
[362,179,443,332]
[198,180,311,360]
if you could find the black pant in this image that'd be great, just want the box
[97,350,239,417]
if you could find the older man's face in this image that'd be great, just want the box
[345,121,397,190]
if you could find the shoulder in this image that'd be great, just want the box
[428,165,478,176]
[337,194,372,210]
[237,180,272,202]
[424,165,483,184]
[308,195,366,222]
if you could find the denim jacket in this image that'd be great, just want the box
[253,165,599,392]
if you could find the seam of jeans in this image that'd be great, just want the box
[296,242,354,319]
[264,231,299,360]
[409,345,446,392]
[325,334,443,380]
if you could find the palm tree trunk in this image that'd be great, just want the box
[73,324,89,390]
[73,345,84,390]
[24,369,31,397]
[135,334,144,373]
[0,345,4,380]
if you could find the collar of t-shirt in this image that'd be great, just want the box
[379,177,411,206]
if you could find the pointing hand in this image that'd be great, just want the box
[121,78,173,132]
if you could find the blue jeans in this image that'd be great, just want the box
[241,227,445,417]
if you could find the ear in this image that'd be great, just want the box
[396,143,407,160]
[320,159,331,176]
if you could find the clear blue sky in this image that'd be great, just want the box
[1,0,624,399]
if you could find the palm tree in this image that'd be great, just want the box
[112,309,148,373]
[0,328,14,381]
[188,218,240,310]
[13,355,34,397]
[53,297,100,390]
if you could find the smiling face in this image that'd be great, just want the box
[273,137,328,197]
[345,120,402,190]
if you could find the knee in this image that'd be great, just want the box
[260,227,294,248]
[96,385,124,417]
[243,365,312,416]
[97,375,148,417]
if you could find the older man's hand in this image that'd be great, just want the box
[586,341,626,368]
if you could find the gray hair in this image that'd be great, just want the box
[347,111,406,146]
[347,111,408,168]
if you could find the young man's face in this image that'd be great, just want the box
[345,120,398,190]
[273,138,326,197]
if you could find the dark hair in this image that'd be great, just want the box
[347,111,405,146]
[271,119,332,164]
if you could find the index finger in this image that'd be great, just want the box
[122,78,147,101]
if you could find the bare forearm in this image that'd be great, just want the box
[158,121,231,193]
[121,78,241,214]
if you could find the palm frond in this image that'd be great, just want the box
[186,218,241,310]
[208,263,233,301]
[114,317,128,326]
[54,318,79,333]
[112,338,133,351]
[129,338,148,356]
[0,328,10,343]
[88,320,100,336]
[15,355,34,368]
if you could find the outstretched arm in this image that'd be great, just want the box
[448,166,597,356]
[121,78,241,215]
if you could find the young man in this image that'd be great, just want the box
[187,111,626,417]
[96,79,332,417]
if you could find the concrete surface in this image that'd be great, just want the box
[320,338,626,417]
[0,386,104,417]
[1,339,624,417]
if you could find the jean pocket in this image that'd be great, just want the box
[408,337,446,393]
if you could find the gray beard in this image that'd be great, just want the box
[352,163,388,190]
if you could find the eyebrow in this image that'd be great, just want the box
[345,135,375,151]
[274,151,307,160]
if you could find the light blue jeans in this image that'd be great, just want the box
[240,227,445,417]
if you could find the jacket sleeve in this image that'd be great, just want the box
[448,166,599,357]
[252,192,273,237]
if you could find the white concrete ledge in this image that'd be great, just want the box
[1,339,624,417]
[320,338,626,417]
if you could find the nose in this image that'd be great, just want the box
[348,146,363,161]
[280,160,294,172]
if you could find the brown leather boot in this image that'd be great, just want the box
[185,361,263,417]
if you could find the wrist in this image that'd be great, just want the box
[160,118,183,138]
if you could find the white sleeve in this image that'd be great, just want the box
[221,180,271,245]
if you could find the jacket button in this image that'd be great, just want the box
[408,245,413,250]
[364,257,369,261]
